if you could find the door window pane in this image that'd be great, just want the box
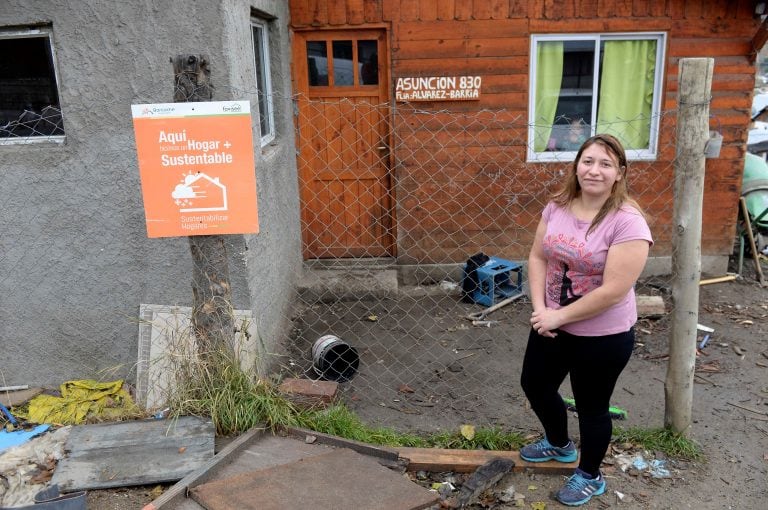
[358,40,378,85]
[332,40,353,86]
[307,41,328,86]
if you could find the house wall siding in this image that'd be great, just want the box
[0,0,300,386]
[290,0,761,268]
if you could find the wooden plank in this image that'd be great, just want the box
[364,0,383,22]
[309,0,329,25]
[347,0,365,24]
[382,0,400,21]
[671,18,760,38]
[328,0,347,24]
[530,17,672,32]
[684,0,703,19]
[543,0,572,19]
[396,447,577,474]
[396,19,528,40]
[509,0,527,17]
[473,0,493,19]
[1,387,43,407]
[752,18,768,61]
[289,0,311,26]
[436,0,455,20]
[669,38,752,57]
[287,427,401,461]
[393,56,529,76]
[491,0,509,19]
[400,0,419,20]
[632,0,649,17]
[455,0,472,20]
[52,416,215,491]
[419,0,438,20]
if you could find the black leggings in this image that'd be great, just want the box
[520,327,634,476]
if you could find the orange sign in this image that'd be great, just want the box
[131,101,259,238]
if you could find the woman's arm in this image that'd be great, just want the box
[528,217,560,337]
[527,217,549,313]
[531,239,650,334]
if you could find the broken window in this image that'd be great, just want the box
[0,26,65,140]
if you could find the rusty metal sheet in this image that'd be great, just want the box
[190,448,438,510]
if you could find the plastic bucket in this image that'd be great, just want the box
[312,335,359,382]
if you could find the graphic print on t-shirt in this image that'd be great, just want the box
[559,263,581,305]
[542,233,603,307]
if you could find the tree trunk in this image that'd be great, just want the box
[665,58,713,434]
[171,54,235,357]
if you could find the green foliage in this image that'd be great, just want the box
[167,350,299,436]
[296,404,527,450]
[613,426,703,460]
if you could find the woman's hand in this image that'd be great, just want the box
[530,308,562,337]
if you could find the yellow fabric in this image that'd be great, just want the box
[23,379,137,425]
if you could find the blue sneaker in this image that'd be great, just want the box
[556,469,606,506]
[519,437,578,463]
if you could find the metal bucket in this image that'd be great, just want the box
[0,484,87,510]
[312,335,359,382]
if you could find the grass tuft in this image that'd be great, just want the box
[613,426,703,460]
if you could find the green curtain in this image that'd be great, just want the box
[596,40,656,149]
[534,41,564,152]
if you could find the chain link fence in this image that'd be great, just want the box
[283,96,680,432]
[1,89,692,434]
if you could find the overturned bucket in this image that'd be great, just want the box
[312,335,359,382]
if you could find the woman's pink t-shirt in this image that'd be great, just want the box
[540,201,653,336]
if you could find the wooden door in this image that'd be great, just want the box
[293,30,394,259]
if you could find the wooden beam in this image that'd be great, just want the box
[751,16,768,63]
[396,447,576,474]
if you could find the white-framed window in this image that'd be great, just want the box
[528,33,666,161]
[0,25,65,143]
[251,18,275,146]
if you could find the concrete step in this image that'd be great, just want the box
[297,268,399,302]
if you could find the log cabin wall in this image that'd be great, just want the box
[289,0,763,268]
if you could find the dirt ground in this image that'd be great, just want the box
[79,262,767,509]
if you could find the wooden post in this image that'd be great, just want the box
[665,58,714,435]
[171,54,235,357]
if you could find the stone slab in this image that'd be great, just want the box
[297,269,398,303]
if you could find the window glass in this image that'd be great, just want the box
[332,40,353,86]
[530,34,664,160]
[307,41,328,86]
[0,30,64,139]
[357,40,378,85]
[251,21,274,145]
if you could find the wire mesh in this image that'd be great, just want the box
[0,87,689,435]
[284,96,680,432]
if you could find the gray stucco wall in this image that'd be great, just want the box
[0,1,300,387]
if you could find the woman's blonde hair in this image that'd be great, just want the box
[552,133,645,236]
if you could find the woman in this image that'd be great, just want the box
[520,134,652,506]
